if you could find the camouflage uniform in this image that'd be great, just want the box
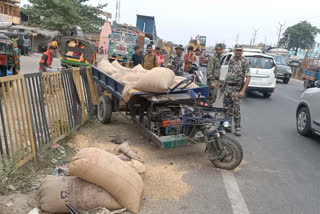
[223,55,250,129]
[167,53,184,76]
[207,53,222,106]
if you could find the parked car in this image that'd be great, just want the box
[296,81,320,136]
[269,54,292,84]
[220,52,276,98]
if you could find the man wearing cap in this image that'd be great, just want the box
[167,45,185,76]
[223,44,251,136]
[207,43,225,105]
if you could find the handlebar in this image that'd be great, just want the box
[169,78,194,93]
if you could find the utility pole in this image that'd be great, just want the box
[252,28,258,47]
[235,34,239,45]
[115,0,121,23]
[277,22,285,47]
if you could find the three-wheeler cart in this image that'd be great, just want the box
[91,66,243,170]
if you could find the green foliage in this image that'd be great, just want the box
[21,0,106,34]
[279,21,319,55]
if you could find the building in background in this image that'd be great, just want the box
[0,0,21,27]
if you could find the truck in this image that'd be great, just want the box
[189,35,206,51]
[136,15,157,46]
[107,23,137,64]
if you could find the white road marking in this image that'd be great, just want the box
[222,170,250,214]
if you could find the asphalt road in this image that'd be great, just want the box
[139,67,320,214]
[18,59,320,213]
[20,55,61,74]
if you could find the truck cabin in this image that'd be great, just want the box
[108,31,137,62]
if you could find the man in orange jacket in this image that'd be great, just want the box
[39,46,56,72]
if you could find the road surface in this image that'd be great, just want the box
[138,67,320,214]
[20,55,61,74]
[18,59,320,213]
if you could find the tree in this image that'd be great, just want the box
[279,21,319,55]
[21,0,107,34]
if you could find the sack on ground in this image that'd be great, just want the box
[39,176,122,213]
[134,67,175,93]
[69,148,144,214]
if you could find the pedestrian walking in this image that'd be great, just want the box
[132,46,143,67]
[207,43,225,106]
[222,45,251,136]
[39,46,56,72]
[23,35,30,56]
[167,44,185,76]
[142,45,158,70]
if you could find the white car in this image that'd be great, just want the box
[296,81,320,136]
[220,52,277,98]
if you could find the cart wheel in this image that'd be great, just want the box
[97,95,112,124]
[210,134,243,170]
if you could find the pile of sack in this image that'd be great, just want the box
[39,143,145,214]
[97,58,198,102]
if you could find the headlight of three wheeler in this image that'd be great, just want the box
[223,121,231,128]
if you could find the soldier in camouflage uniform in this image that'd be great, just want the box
[167,45,185,76]
[223,45,251,136]
[207,43,225,106]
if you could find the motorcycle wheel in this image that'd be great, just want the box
[210,134,243,170]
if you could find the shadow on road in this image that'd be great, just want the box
[245,91,268,99]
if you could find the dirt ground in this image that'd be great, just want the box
[0,113,213,214]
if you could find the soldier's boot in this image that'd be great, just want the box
[235,128,241,137]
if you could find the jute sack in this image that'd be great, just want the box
[134,67,175,93]
[112,60,133,73]
[118,72,143,83]
[132,64,148,73]
[39,176,122,213]
[69,148,144,214]
[98,58,121,75]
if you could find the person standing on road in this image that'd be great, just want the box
[155,47,164,67]
[23,35,30,56]
[207,43,225,106]
[132,46,143,67]
[184,46,197,77]
[142,45,158,70]
[223,45,251,136]
[39,46,56,72]
[194,48,201,67]
[167,44,185,76]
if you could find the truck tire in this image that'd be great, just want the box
[97,95,112,124]
[211,134,243,170]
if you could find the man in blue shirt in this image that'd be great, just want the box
[132,46,143,67]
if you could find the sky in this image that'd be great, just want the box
[20,0,320,48]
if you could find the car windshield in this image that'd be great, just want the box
[112,33,121,42]
[246,56,275,69]
[273,55,287,65]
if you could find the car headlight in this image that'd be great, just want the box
[223,121,231,128]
